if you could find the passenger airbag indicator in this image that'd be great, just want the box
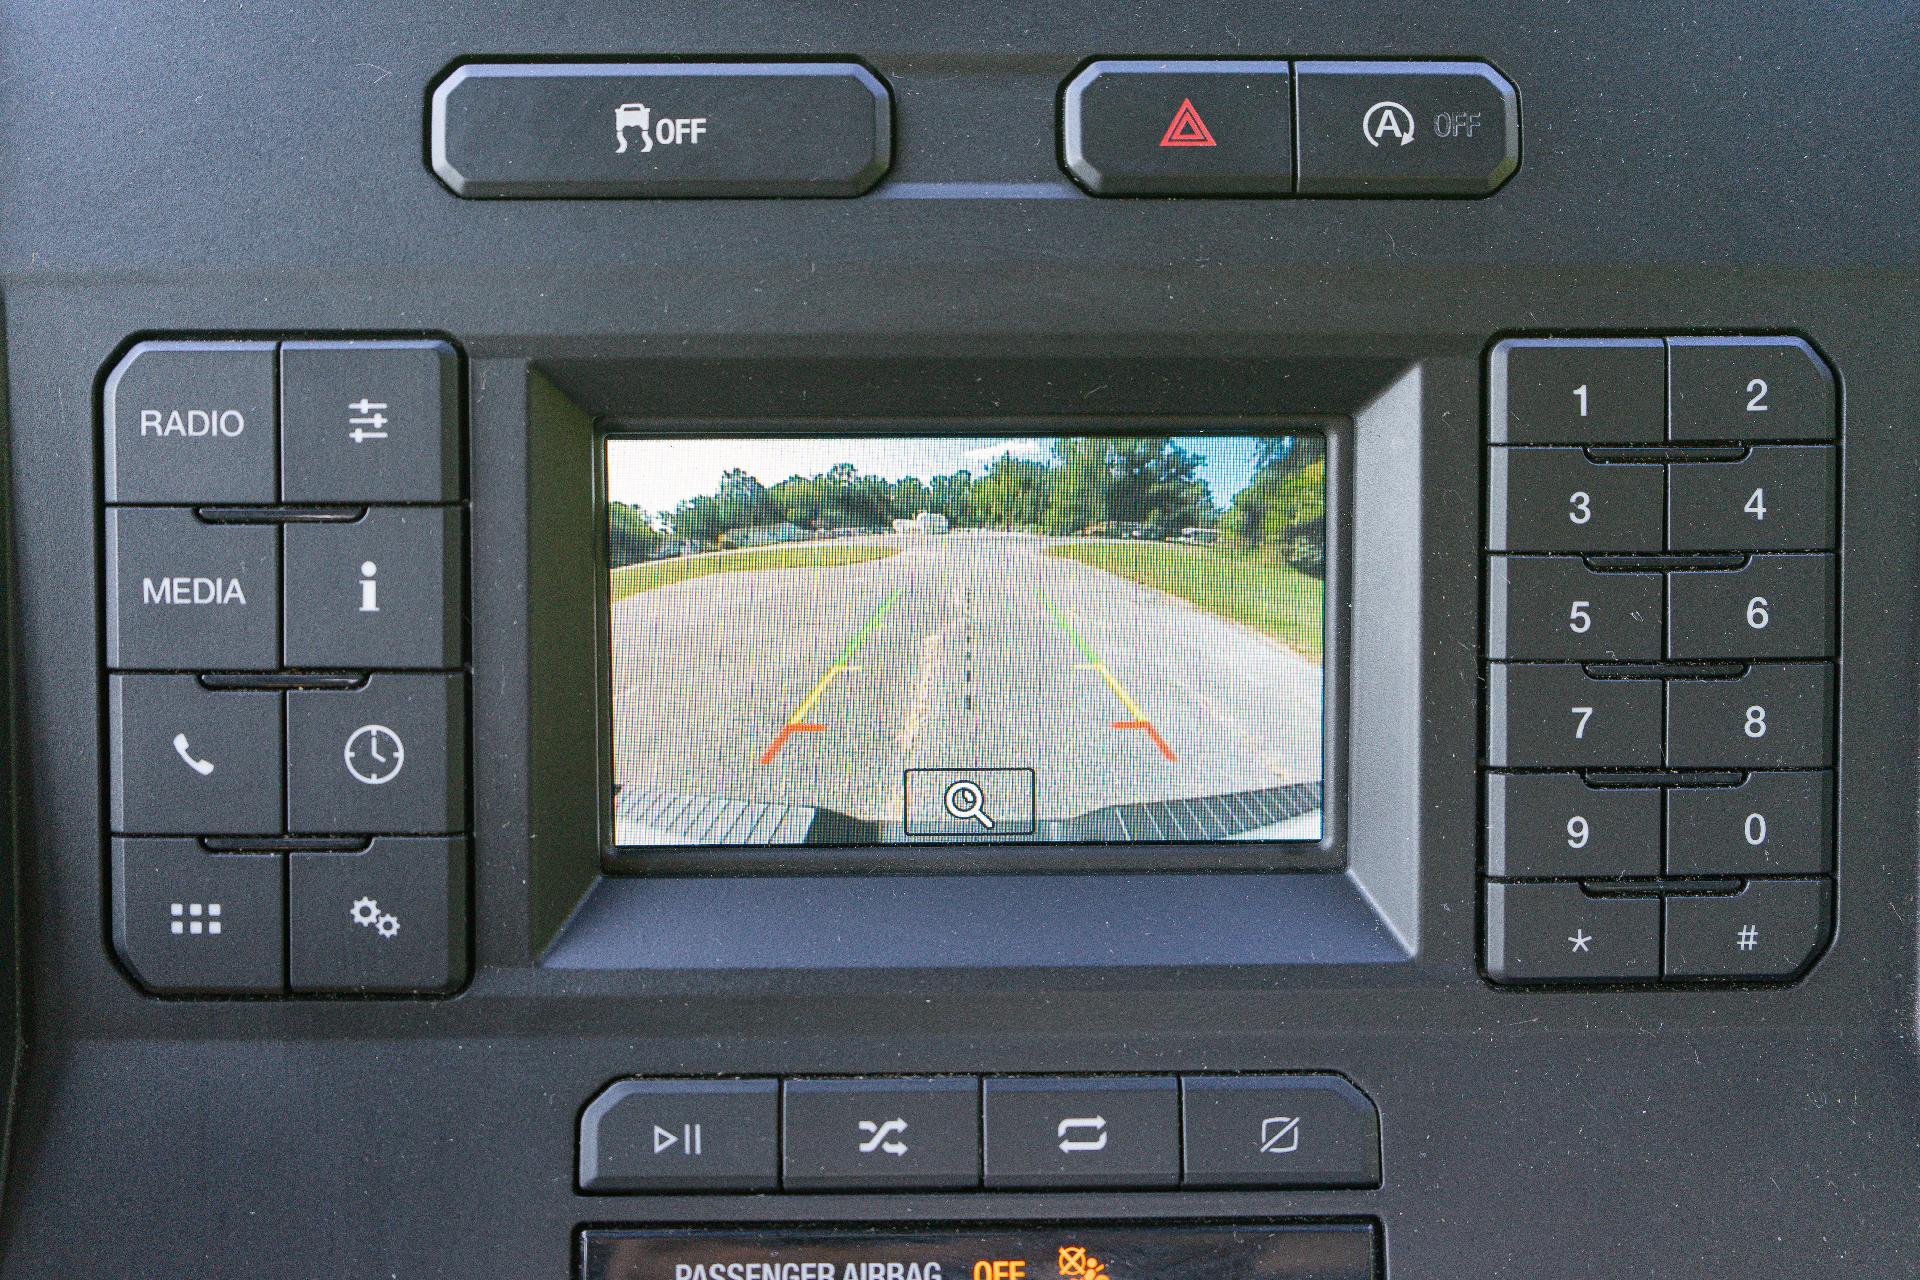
[581,1226,1378,1280]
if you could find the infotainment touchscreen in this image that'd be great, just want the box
[606,433,1326,847]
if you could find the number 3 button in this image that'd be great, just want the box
[1489,449,1665,554]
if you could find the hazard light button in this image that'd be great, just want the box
[1061,60,1292,196]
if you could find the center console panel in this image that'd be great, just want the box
[0,3,1914,1278]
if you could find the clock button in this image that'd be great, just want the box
[286,674,466,834]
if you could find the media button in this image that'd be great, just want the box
[579,1079,779,1193]
[1181,1075,1381,1188]
[783,1077,981,1191]
[106,508,280,671]
[983,1076,1178,1189]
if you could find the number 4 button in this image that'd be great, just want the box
[1669,446,1837,552]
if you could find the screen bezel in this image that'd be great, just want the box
[593,417,1350,876]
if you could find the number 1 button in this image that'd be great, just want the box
[1491,339,1666,445]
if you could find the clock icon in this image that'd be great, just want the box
[343,724,405,786]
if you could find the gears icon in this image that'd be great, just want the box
[348,896,401,940]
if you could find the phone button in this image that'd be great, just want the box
[286,674,466,835]
[108,675,283,836]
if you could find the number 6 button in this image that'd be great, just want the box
[1667,554,1836,660]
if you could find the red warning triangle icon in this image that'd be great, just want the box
[1159,98,1217,148]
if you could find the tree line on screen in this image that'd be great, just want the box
[609,436,1325,568]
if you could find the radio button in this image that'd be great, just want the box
[1667,773,1834,877]
[580,1079,779,1193]
[1485,881,1661,983]
[1666,664,1834,770]
[1487,556,1663,661]
[1667,553,1835,660]
[1663,879,1831,979]
[1486,664,1663,770]
[111,839,285,995]
[783,1077,981,1191]
[1181,1075,1380,1189]
[1668,446,1837,552]
[983,1076,1179,1189]
[1485,773,1661,879]
[1488,449,1665,553]
[108,676,282,836]
[1489,339,1666,445]
[106,508,279,671]
[280,340,460,504]
[104,340,277,504]
[1669,337,1835,442]
[286,674,466,835]
[282,508,464,670]
[288,838,468,994]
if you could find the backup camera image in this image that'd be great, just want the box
[607,433,1325,847]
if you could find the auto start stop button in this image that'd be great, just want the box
[429,62,893,198]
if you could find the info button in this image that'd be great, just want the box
[904,768,1035,837]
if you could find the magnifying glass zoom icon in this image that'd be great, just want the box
[942,779,996,830]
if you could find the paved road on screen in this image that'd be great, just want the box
[610,531,1323,826]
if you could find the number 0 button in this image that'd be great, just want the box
[1488,449,1665,553]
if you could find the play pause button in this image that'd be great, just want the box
[578,1079,778,1192]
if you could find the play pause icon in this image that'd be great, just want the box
[653,1122,703,1155]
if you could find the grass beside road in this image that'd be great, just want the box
[1048,540,1325,661]
[611,543,899,601]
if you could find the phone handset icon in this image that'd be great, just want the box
[172,733,216,777]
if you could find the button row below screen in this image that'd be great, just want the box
[578,1075,1381,1194]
